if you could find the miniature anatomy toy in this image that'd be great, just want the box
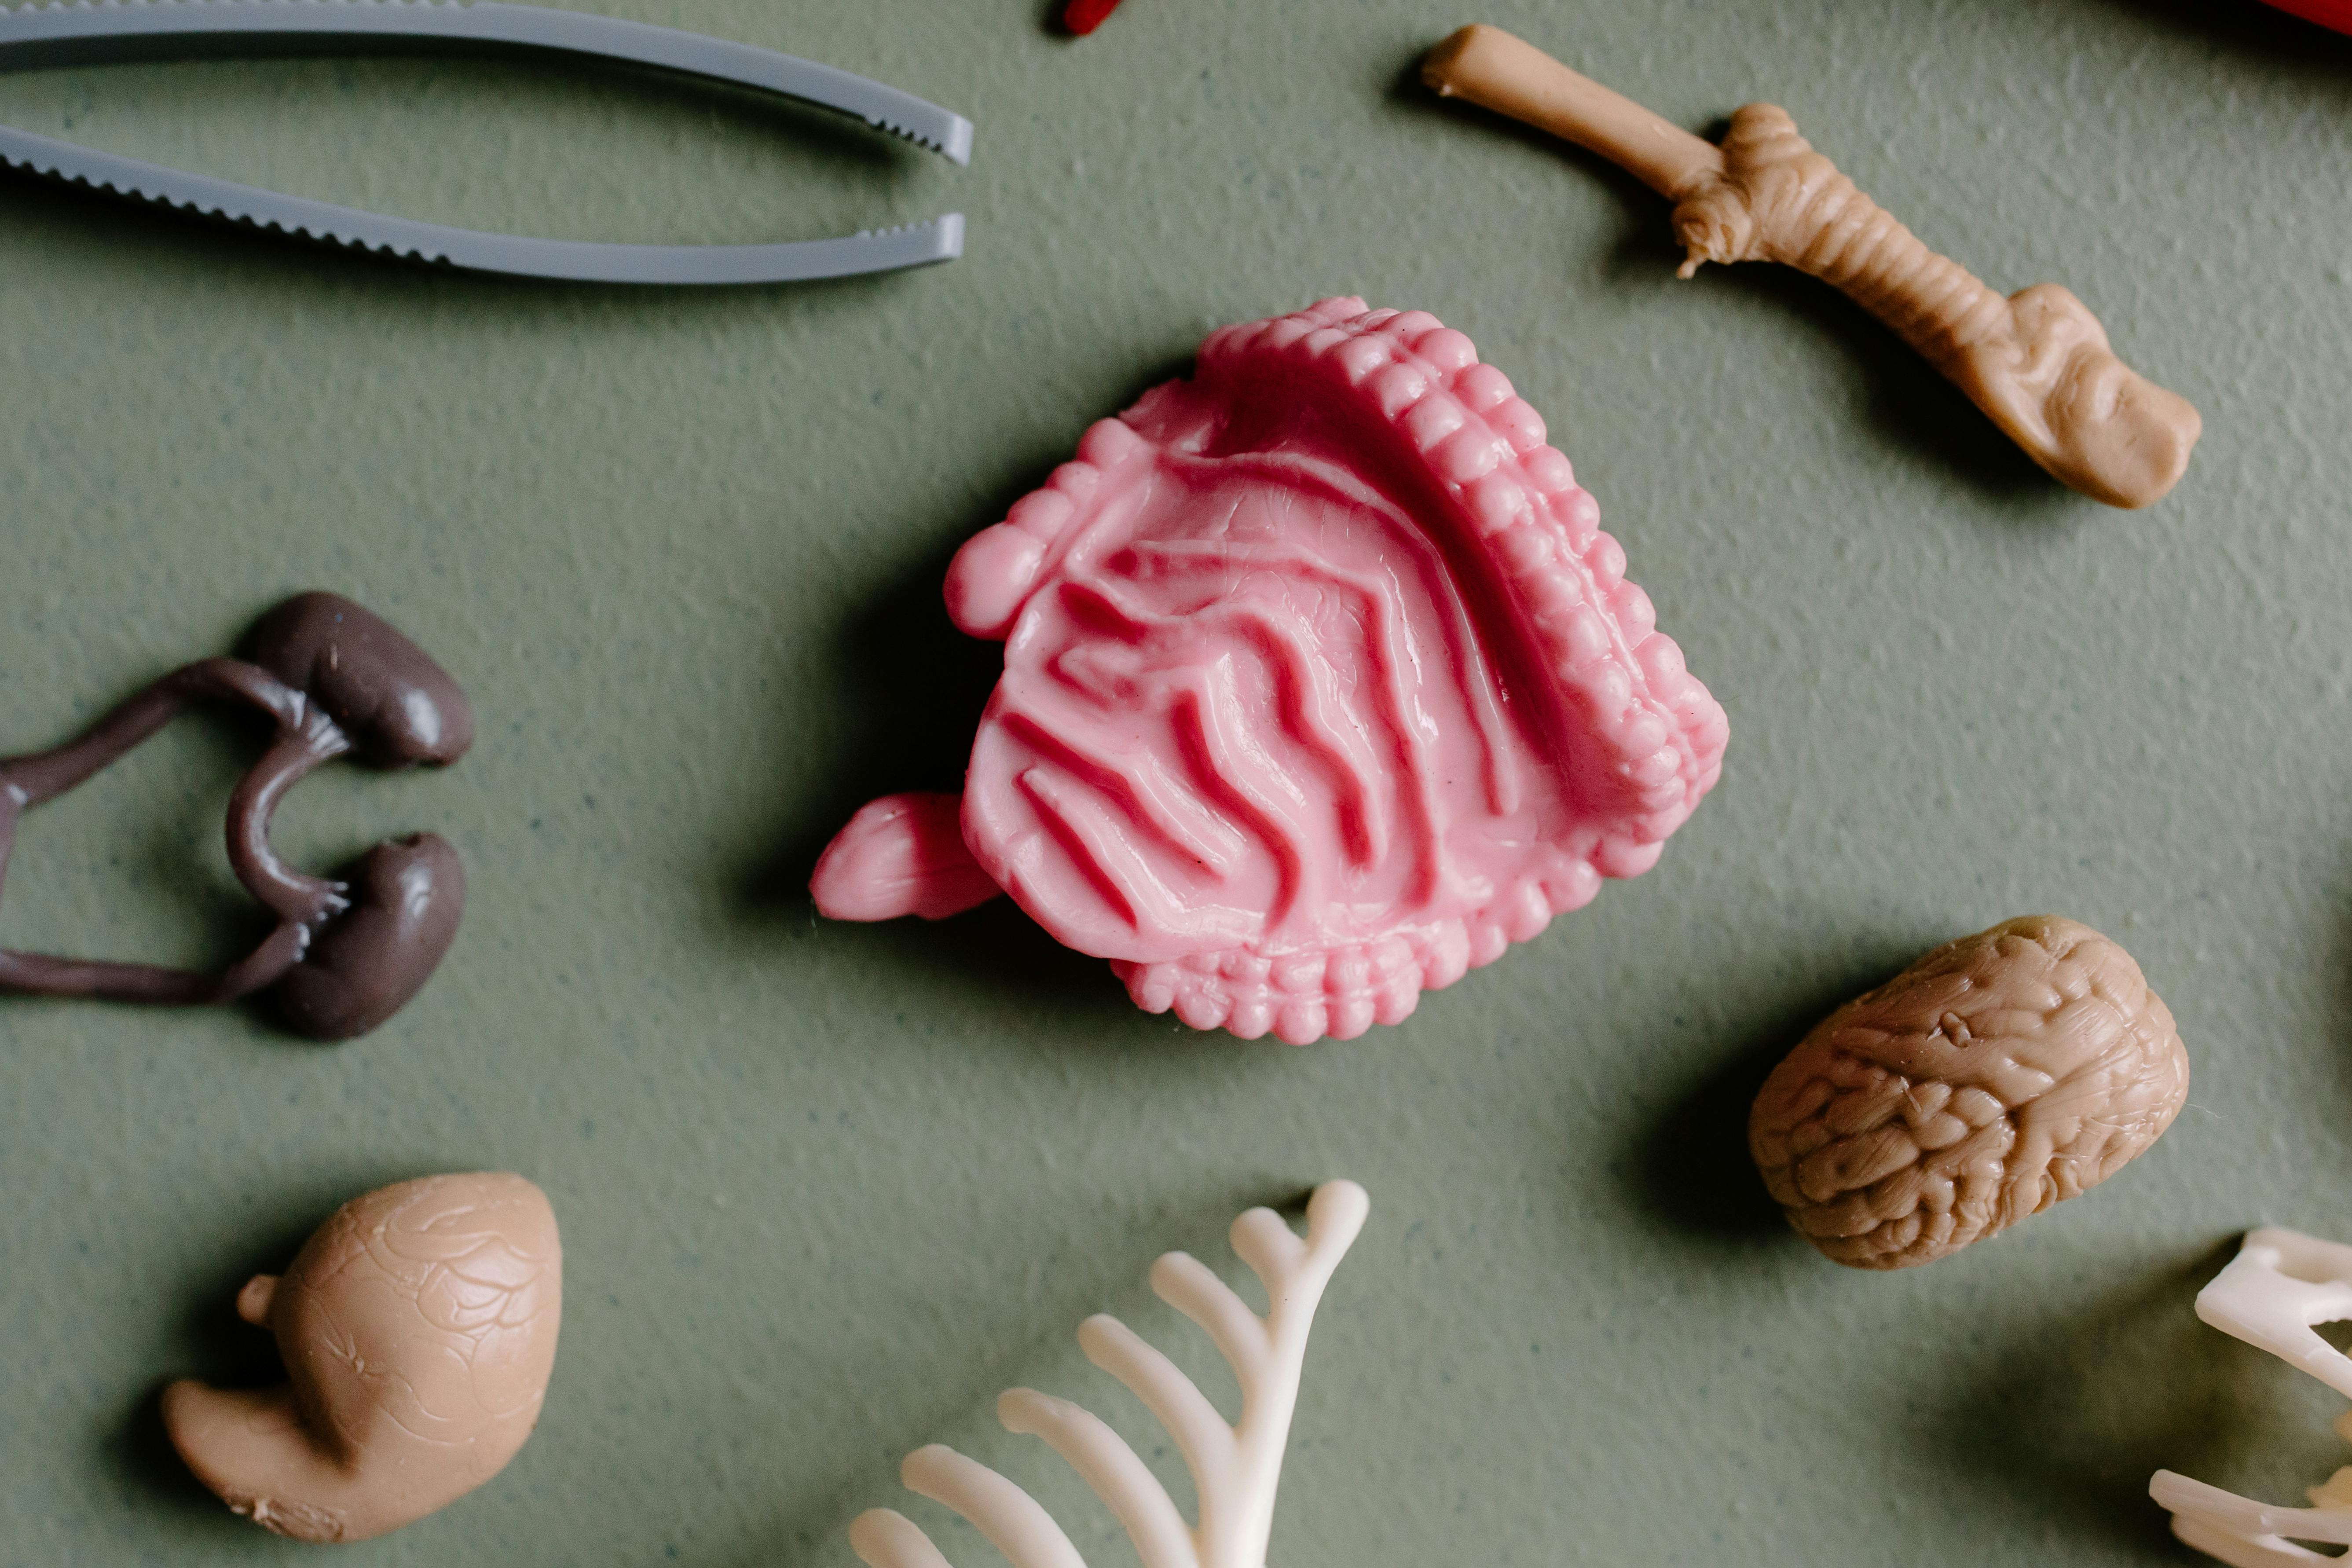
[813,297,1726,1044]
[2153,1228,2352,1565]
[850,1180,1368,1568]
[164,1173,562,1542]
[1422,25,2201,508]
[1750,916,2188,1268]
[0,592,470,1039]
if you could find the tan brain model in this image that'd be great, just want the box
[1750,916,2187,1270]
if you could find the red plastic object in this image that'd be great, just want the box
[1060,0,1124,34]
[2260,0,2352,31]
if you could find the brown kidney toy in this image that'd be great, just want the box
[1749,916,2187,1270]
[0,591,473,1039]
[241,591,475,769]
[163,1172,561,1542]
[268,835,467,1042]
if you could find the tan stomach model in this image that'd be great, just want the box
[1423,25,2201,509]
[1749,916,2187,1269]
[162,1173,561,1542]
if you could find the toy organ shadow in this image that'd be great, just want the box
[782,536,1009,886]
[738,539,1149,1028]
[99,1205,335,1529]
[736,357,1216,1029]
[0,49,922,285]
[727,534,998,940]
[1912,1236,2293,1556]
[718,480,1114,1021]
[1679,262,2061,512]
[1391,52,2067,515]
[2099,0,2352,62]
[1612,934,1933,1247]
[723,1241,1135,1568]
[747,355,1201,902]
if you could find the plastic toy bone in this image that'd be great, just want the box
[850,1180,1369,1568]
[0,592,471,1039]
[1421,24,2202,509]
[2151,1229,2352,1564]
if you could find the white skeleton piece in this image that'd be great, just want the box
[849,1180,1370,1568]
[2152,1228,2352,1564]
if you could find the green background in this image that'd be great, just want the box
[1,0,2349,1561]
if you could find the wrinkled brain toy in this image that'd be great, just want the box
[814,297,1727,1043]
[1751,915,2188,1269]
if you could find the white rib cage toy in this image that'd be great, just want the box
[2153,1228,2352,1565]
[850,1180,1369,1568]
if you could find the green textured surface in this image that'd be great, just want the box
[2,0,2351,1562]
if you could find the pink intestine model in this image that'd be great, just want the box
[813,297,1727,1044]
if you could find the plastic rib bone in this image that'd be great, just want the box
[2152,1229,2352,1564]
[0,0,971,283]
[850,1180,1371,1568]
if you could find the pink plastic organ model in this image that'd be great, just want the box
[813,297,1727,1044]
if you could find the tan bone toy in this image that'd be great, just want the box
[1423,24,2201,509]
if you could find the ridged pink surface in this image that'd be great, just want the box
[824,298,1727,1044]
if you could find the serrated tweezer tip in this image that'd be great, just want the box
[0,0,973,282]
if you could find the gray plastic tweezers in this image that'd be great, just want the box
[0,0,971,283]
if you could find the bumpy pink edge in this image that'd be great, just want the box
[940,297,1728,1044]
[811,792,1003,922]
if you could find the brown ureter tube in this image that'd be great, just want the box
[0,658,347,1004]
[227,730,351,927]
[0,920,309,1006]
[0,592,473,1038]
[1422,25,2202,509]
[0,656,315,809]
